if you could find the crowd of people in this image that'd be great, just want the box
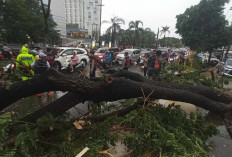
[5,44,187,97]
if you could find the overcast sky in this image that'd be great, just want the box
[101,0,232,38]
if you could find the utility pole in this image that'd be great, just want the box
[155,28,159,50]
[98,0,104,48]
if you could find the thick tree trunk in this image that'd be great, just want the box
[1,68,232,121]
[208,50,212,64]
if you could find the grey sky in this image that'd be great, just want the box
[101,0,232,38]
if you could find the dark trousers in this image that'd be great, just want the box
[144,67,147,76]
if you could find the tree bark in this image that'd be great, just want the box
[1,68,232,118]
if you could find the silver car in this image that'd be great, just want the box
[116,49,141,64]
[222,59,232,76]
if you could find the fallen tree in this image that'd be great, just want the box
[0,68,232,122]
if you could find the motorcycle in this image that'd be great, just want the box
[3,63,16,73]
[61,60,84,74]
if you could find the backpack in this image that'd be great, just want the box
[34,58,48,74]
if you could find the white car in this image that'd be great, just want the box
[53,47,89,71]
[116,49,141,65]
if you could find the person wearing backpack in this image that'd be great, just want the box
[31,54,51,96]
[122,52,130,70]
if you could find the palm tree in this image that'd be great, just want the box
[128,20,143,47]
[102,16,125,46]
[160,26,170,47]
[141,27,152,48]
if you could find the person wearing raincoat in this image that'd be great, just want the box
[16,45,35,80]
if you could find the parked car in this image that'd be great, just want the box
[116,49,141,65]
[53,47,89,71]
[221,58,232,76]
[94,47,120,60]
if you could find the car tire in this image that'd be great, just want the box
[53,62,61,71]
[80,60,87,68]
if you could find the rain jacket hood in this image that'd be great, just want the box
[21,46,28,54]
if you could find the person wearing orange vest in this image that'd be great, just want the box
[153,50,164,81]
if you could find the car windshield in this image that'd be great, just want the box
[226,60,232,66]
[120,50,132,54]
[96,48,107,53]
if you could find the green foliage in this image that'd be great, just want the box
[1,0,60,44]
[176,0,229,52]
[163,55,230,89]
[122,104,218,157]
[0,102,218,156]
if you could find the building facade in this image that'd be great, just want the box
[65,0,101,39]
[43,0,67,37]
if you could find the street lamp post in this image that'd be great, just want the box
[98,0,104,48]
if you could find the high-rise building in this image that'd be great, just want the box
[65,0,102,38]
[43,0,66,37]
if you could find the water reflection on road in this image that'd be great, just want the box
[5,91,66,117]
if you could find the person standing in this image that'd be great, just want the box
[16,45,35,80]
[69,51,79,72]
[179,53,185,65]
[147,50,157,80]
[46,49,55,66]
[122,52,130,70]
[104,51,112,66]
[143,54,149,77]
[31,54,51,96]
[153,50,164,81]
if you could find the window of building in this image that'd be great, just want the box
[95,18,98,21]
[75,18,77,22]
[80,24,82,28]
[95,0,98,3]
[88,12,91,18]
[87,7,90,10]
[65,4,67,8]
[65,0,67,3]
[87,22,89,26]
[74,0,77,2]
[94,8,97,14]
[70,4,72,8]
[70,9,72,12]
[89,2,93,6]
[69,0,72,3]
[66,14,68,19]
[75,9,77,13]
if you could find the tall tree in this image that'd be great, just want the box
[176,0,228,63]
[160,26,170,47]
[1,0,60,44]
[102,16,125,46]
[129,20,143,47]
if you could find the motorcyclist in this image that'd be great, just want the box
[16,45,35,80]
